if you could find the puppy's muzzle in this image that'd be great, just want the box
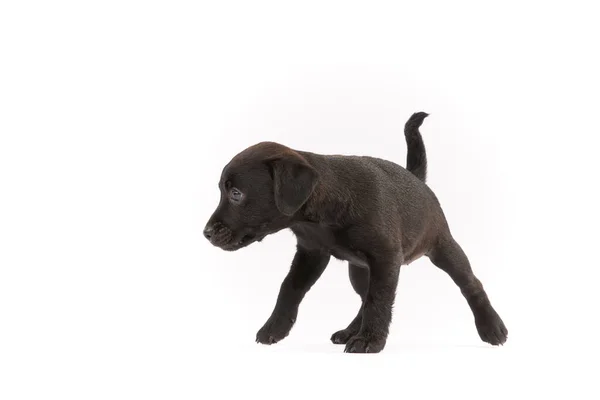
[203,222,232,247]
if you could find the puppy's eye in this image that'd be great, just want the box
[229,188,243,202]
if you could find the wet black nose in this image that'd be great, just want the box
[203,226,214,240]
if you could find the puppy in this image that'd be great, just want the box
[204,112,507,353]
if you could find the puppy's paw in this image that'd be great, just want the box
[255,316,295,345]
[475,310,508,346]
[330,328,358,345]
[344,335,386,353]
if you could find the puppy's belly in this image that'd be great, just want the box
[329,246,369,268]
[403,249,426,265]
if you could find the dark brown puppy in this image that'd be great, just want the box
[203,112,508,353]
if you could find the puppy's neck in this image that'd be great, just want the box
[295,151,356,228]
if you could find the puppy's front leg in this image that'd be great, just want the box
[345,261,400,353]
[256,246,330,345]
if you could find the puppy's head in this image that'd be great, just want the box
[204,142,318,251]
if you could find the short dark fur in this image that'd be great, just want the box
[204,112,508,353]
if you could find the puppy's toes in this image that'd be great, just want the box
[255,316,295,345]
[255,331,278,345]
[344,335,386,353]
[330,328,356,345]
[476,311,508,346]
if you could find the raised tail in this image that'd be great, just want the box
[404,111,429,182]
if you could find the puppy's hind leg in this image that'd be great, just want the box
[256,245,330,345]
[331,263,369,344]
[427,235,508,345]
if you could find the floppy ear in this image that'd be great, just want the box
[270,156,319,216]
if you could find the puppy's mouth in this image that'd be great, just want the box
[237,233,256,246]
[221,232,265,251]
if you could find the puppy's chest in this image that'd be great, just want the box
[292,223,369,268]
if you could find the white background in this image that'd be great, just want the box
[1,1,599,399]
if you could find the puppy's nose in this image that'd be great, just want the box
[203,226,214,240]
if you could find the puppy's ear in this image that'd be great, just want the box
[269,155,318,216]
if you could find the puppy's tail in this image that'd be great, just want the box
[404,111,429,182]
